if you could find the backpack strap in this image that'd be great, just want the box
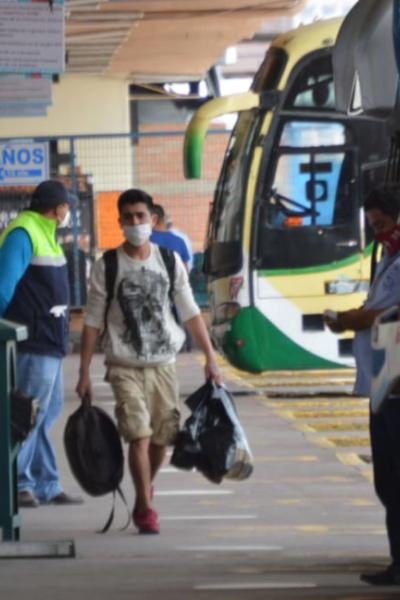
[97,485,131,534]
[158,246,175,303]
[102,248,118,334]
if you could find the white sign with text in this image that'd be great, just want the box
[0,1,65,74]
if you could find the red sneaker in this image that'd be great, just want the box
[133,507,160,534]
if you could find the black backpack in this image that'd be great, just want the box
[102,246,176,333]
[64,404,129,532]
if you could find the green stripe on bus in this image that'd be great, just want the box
[257,244,373,277]
[222,306,346,372]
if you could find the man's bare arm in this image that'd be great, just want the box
[184,314,222,384]
[76,324,100,400]
[326,308,385,333]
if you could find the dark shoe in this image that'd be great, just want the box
[18,490,39,508]
[133,507,159,534]
[360,565,400,586]
[49,492,84,505]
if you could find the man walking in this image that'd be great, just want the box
[76,188,221,534]
[0,179,83,507]
[325,187,400,586]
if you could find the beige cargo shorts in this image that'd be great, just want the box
[106,363,180,446]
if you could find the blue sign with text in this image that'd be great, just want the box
[0,141,49,186]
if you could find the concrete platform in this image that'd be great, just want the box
[0,352,397,599]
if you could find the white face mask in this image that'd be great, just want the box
[58,210,71,229]
[123,223,151,247]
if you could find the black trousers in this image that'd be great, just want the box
[370,398,400,565]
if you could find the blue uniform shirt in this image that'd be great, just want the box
[354,252,400,395]
[0,228,32,317]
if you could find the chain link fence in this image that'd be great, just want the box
[0,129,230,306]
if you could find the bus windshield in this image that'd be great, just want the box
[255,118,360,270]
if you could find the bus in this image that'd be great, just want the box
[184,17,389,373]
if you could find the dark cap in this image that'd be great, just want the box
[30,180,77,210]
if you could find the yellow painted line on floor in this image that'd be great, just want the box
[232,565,382,576]
[231,567,264,575]
[347,499,377,507]
[363,471,374,483]
[335,454,374,483]
[211,524,385,536]
[249,381,355,390]
[253,476,353,484]
[194,352,254,387]
[275,498,305,505]
[209,354,358,386]
[266,398,368,408]
[336,452,368,467]
[296,423,318,434]
[277,496,376,508]
[305,436,336,448]
[279,409,369,419]
[326,437,370,447]
[306,422,369,432]
[297,525,330,533]
[254,455,319,463]
[245,368,355,379]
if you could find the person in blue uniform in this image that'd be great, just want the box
[325,186,400,586]
[0,180,83,508]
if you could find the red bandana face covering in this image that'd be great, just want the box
[376,224,400,256]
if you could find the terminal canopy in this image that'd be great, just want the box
[333,0,398,118]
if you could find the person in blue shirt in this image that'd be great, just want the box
[150,204,190,271]
[151,204,193,350]
[0,180,83,508]
[325,186,400,586]
[165,214,194,271]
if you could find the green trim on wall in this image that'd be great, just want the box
[222,306,346,372]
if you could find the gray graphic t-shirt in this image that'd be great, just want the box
[85,244,200,367]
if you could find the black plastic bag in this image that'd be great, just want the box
[171,381,253,484]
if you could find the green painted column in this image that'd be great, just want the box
[0,320,27,541]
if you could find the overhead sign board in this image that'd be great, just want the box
[0,107,48,118]
[0,140,49,186]
[0,0,65,74]
[0,74,52,107]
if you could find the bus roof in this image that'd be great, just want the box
[271,17,344,73]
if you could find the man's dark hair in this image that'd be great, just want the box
[364,186,400,219]
[151,203,166,224]
[117,189,153,213]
